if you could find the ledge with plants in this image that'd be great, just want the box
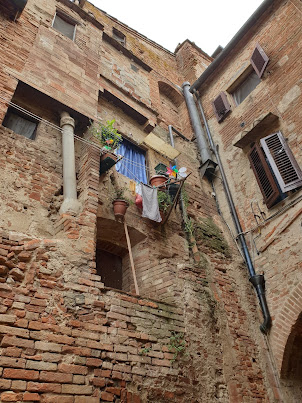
[111,185,134,220]
[89,119,123,174]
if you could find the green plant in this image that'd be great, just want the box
[184,218,194,237]
[111,186,133,205]
[194,217,231,257]
[157,191,172,214]
[168,332,186,362]
[90,119,122,150]
[139,346,151,356]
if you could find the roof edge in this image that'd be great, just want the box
[190,0,274,93]
[175,39,213,62]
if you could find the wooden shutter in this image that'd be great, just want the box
[212,92,231,123]
[250,43,269,78]
[261,132,302,192]
[248,143,280,208]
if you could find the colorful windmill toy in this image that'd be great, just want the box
[166,165,178,178]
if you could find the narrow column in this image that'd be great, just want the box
[59,111,81,215]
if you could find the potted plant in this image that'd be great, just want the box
[150,175,168,189]
[111,186,133,219]
[157,191,172,220]
[90,119,123,173]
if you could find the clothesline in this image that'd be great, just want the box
[0,95,186,186]
[0,95,105,153]
[116,157,189,188]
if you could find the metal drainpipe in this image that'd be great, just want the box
[59,111,81,215]
[182,82,216,178]
[192,90,271,334]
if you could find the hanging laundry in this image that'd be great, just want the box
[141,184,162,222]
[135,182,143,209]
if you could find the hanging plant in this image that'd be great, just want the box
[90,119,123,151]
[157,191,172,214]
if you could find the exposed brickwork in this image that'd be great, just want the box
[0,0,287,401]
[197,0,302,400]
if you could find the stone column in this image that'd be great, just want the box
[59,111,81,215]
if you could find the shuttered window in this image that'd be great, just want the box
[261,132,302,192]
[250,43,269,78]
[248,132,302,207]
[212,92,231,123]
[248,143,280,208]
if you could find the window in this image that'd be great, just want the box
[112,28,126,46]
[231,70,261,105]
[248,132,302,208]
[96,248,123,290]
[52,12,76,40]
[116,138,148,184]
[212,43,269,122]
[3,108,38,140]
[250,43,269,78]
[212,92,231,123]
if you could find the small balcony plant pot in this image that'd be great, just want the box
[112,199,129,218]
[150,175,167,189]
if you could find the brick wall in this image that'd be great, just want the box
[196,0,302,399]
[0,0,286,401]
[0,125,62,237]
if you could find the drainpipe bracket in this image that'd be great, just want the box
[200,159,217,179]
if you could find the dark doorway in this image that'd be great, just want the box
[96,248,123,290]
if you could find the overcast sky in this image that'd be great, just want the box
[90,0,264,55]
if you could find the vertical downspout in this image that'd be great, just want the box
[60,111,81,215]
[192,91,271,334]
[182,82,216,178]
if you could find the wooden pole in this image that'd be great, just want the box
[161,173,191,226]
[124,220,139,295]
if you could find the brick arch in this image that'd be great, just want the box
[158,81,183,107]
[270,282,302,375]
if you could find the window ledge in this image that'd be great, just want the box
[103,33,152,72]
[56,0,104,31]
[233,112,279,149]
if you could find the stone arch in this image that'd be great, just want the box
[270,282,302,375]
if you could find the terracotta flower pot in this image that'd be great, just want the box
[112,199,129,218]
[149,175,167,189]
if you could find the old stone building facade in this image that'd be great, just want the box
[0,0,300,402]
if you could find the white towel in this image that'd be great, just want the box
[141,184,162,222]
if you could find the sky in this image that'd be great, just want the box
[90,0,264,56]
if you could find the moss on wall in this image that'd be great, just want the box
[194,217,231,258]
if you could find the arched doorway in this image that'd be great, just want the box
[280,311,302,401]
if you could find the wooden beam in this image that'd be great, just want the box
[161,173,191,226]
[124,221,139,295]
